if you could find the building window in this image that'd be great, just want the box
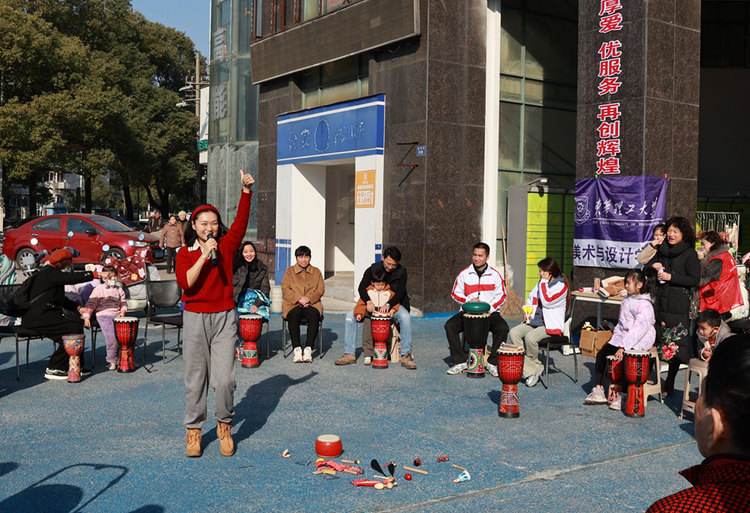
[251,0,365,40]
[702,1,750,68]
[302,54,369,109]
[497,0,577,267]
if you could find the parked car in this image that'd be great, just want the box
[2,214,165,268]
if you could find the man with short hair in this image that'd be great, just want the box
[147,211,165,233]
[335,246,415,369]
[647,335,750,512]
[444,242,509,377]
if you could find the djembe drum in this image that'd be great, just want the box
[114,317,139,373]
[497,345,525,418]
[624,350,651,418]
[371,313,391,369]
[62,334,85,383]
[606,355,623,404]
[239,314,263,368]
[463,302,491,379]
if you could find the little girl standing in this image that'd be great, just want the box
[584,269,656,410]
[82,266,128,370]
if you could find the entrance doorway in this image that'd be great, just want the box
[324,163,356,301]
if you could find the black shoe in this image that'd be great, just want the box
[81,368,92,376]
[44,368,67,380]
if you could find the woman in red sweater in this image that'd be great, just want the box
[176,170,254,458]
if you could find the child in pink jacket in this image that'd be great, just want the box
[82,266,128,370]
[585,269,656,410]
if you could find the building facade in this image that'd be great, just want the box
[208,0,749,313]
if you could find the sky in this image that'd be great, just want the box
[130,0,211,58]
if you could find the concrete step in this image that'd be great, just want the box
[324,272,356,303]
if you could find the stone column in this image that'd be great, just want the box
[574,0,701,291]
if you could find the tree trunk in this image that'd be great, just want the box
[158,187,170,215]
[122,182,134,221]
[85,175,92,213]
[28,176,37,216]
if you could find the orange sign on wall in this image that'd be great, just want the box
[355,170,376,208]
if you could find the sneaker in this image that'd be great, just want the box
[525,365,544,387]
[447,362,468,375]
[186,429,202,458]
[44,368,67,380]
[293,347,303,363]
[81,368,92,376]
[584,386,608,405]
[609,392,625,411]
[486,363,499,377]
[363,356,372,366]
[303,347,313,363]
[335,353,356,366]
[216,421,235,456]
[400,352,417,370]
[107,363,117,371]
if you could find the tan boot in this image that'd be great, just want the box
[217,421,235,456]
[186,429,202,458]
[400,352,417,370]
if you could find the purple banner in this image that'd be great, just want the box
[573,176,669,268]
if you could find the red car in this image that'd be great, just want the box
[2,214,165,267]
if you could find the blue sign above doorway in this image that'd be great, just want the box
[277,95,385,165]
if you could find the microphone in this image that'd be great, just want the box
[206,233,218,266]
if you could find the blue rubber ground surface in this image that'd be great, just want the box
[0,314,701,512]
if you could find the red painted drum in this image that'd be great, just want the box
[372,313,391,369]
[239,314,263,368]
[315,434,342,457]
[606,355,623,404]
[62,334,85,383]
[114,317,139,373]
[624,350,651,418]
[497,345,525,418]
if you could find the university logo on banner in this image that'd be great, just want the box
[573,176,669,268]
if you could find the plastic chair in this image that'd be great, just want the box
[679,358,708,419]
[642,346,664,406]
[281,314,324,359]
[0,284,46,380]
[145,280,183,363]
[537,314,577,389]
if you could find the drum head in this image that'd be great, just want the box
[317,434,340,443]
[624,350,650,357]
[462,301,491,313]
[240,314,263,320]
[371,313,390,320]
[117,316,139,323]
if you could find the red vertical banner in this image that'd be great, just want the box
[596,0,623,175]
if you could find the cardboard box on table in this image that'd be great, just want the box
[579,330,613,357]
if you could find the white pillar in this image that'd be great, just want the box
[353,155,384,300]
[484,0,502,264]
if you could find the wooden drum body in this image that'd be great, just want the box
[497,347,525,418]
[115,317,139,373]
[62,334,85,383]
[463,305,491,379]
[624,350,650,418]
[606,355,623,404]
[239,314,263,368]
[372,313,391,369]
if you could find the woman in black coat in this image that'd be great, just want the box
[647,216,701,396]
[21,248,99,380]
[232,241,271,318]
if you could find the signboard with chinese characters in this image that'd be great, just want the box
[276,95,385,165]
[595,0,623,175]
[355,170,376,208]
[573,176,669,268]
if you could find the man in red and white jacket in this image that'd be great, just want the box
[444,242,509,376]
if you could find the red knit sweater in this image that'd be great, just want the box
[176,191,252,313]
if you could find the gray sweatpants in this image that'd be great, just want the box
[184,309,237,429]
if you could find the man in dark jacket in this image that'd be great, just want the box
[21,248,99,380]
[147,211,165,233]
[335,246,415,369]
[647,335,750,512]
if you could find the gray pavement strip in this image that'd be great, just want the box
[351,439,696,513]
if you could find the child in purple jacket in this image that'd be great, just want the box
[585,269,656,410]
